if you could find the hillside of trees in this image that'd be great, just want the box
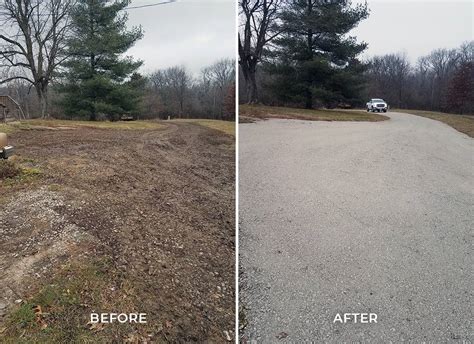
[0,0,235,121]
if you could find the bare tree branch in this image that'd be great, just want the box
[0,0,74,117]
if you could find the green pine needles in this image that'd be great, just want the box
[59,0,144,121]
[266,0,369,109]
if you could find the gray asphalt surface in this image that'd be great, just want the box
[239,112,473,343]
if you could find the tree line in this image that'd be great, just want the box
[239,0,473,114]
[0,0,235,121]
[146,59,235,120]
[365,43,473,114]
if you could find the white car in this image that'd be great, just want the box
[366,99,388,113]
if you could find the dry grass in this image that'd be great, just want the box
[173,119,235,136]
[240,104,389,122]
[393,109,474,138]
[0,158,41,186]
[0,119,164,134]
[0,122,31,134]
[1,259,127,343]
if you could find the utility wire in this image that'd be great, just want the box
[125,0,177,10]
[0,0,177,17]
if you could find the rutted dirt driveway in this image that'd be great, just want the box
[0,121,235,342]
[239,112,473,342]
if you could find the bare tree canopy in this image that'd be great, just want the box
[150,66,192,118]
[147,59,235,120]
[368,53,411,108]
[365,41,474,114]
[0,0,73,117]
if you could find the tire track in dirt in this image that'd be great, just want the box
[1,122,235,342]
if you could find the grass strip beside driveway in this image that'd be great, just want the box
[240,104,389,122]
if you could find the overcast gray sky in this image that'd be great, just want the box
[352,0,473,63]
[126,0,235,75]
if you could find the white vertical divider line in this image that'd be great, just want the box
[234,0,240,340]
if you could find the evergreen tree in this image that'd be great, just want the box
[268,0,369,108]
[60,0,143,120]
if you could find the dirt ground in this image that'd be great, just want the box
[0,121,235,342]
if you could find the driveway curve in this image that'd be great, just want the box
[239,112,473,342]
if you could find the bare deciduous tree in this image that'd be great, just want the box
[365,42,473,114]
[239,0,282,103]
[201,58,235,118]
[147,60,236,120]
[426,48,459,109]
[150,66,192,118]
[0,0,73,117]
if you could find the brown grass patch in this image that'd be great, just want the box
[1,119,164,134]
[172,119,235,136]
[240,104,389,122]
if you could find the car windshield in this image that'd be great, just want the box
[372,99,384,102]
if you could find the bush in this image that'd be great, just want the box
[0,160,21,179]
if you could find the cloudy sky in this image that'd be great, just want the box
[351,0,473,63]
[125,0,236,75]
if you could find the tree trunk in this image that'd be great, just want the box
[304,1,314,110]
[247,69,258,104]
[305,89,313,109]
[398,81,402,108]
[36,87,49,119]
[90,99,97,121]
[43,89,49,118]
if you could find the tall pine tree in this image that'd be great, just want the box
[60,0,143,120]
[268,0,369,108]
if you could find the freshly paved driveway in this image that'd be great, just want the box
[239,112,473,342]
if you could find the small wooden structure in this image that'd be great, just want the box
[0,95,24,122]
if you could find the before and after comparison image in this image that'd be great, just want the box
[0,0,472,342]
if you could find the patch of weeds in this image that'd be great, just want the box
[9,303,36,329]
[47,184,63,192]
[0,160,21,179]
[21,158,37,164]
[0,160,41,186]
[21,167,41,178]
[1,259,112,343]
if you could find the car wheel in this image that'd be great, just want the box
[383,109,387,113]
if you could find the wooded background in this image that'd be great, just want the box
[0,0,235,121]
[238,0,473,114]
